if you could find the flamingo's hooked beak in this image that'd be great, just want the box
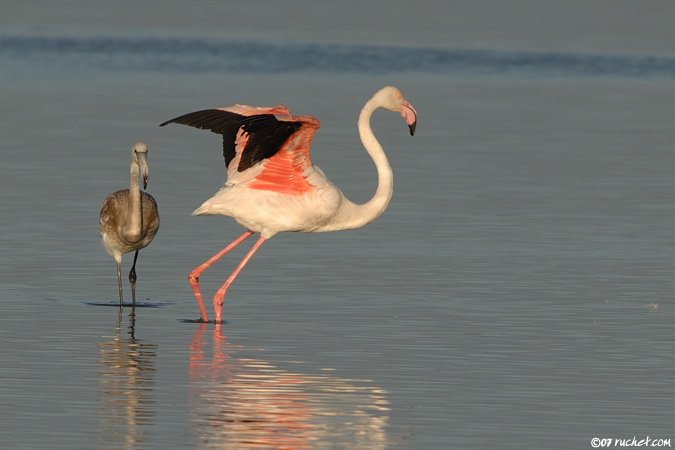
[401,100,417,136]
[137,152,150,190]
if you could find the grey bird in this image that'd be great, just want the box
[99,142,160,305]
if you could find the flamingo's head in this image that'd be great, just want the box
[131,142,150,189]
[374,86,417,136]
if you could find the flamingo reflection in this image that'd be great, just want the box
[99,307,158,449]
[188,323,389,449]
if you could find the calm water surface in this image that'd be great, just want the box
[3,3,675,449]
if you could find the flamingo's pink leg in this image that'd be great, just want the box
[188,230,255,322]
[212,235,267,323]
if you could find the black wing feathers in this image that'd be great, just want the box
[160,109,303,171]
[237,116,303,172]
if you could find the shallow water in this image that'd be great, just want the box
[3,2,675,449]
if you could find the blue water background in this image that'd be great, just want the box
[2,2,675,449]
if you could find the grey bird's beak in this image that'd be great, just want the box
[137,153,149,190]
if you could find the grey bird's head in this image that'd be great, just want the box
[132,142,149,189]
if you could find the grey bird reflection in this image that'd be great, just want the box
[99,142,159,306]
[188,323,390,449]
[99,306,158,448]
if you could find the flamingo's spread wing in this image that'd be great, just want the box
[161,105,320,195]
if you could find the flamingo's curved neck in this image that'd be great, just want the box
[332,96,393,230]
[123,160,143,242]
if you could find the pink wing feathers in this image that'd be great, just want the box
[160,104,321,195]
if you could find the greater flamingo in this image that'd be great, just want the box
[99,142,160,305]
[160,86,417,323]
